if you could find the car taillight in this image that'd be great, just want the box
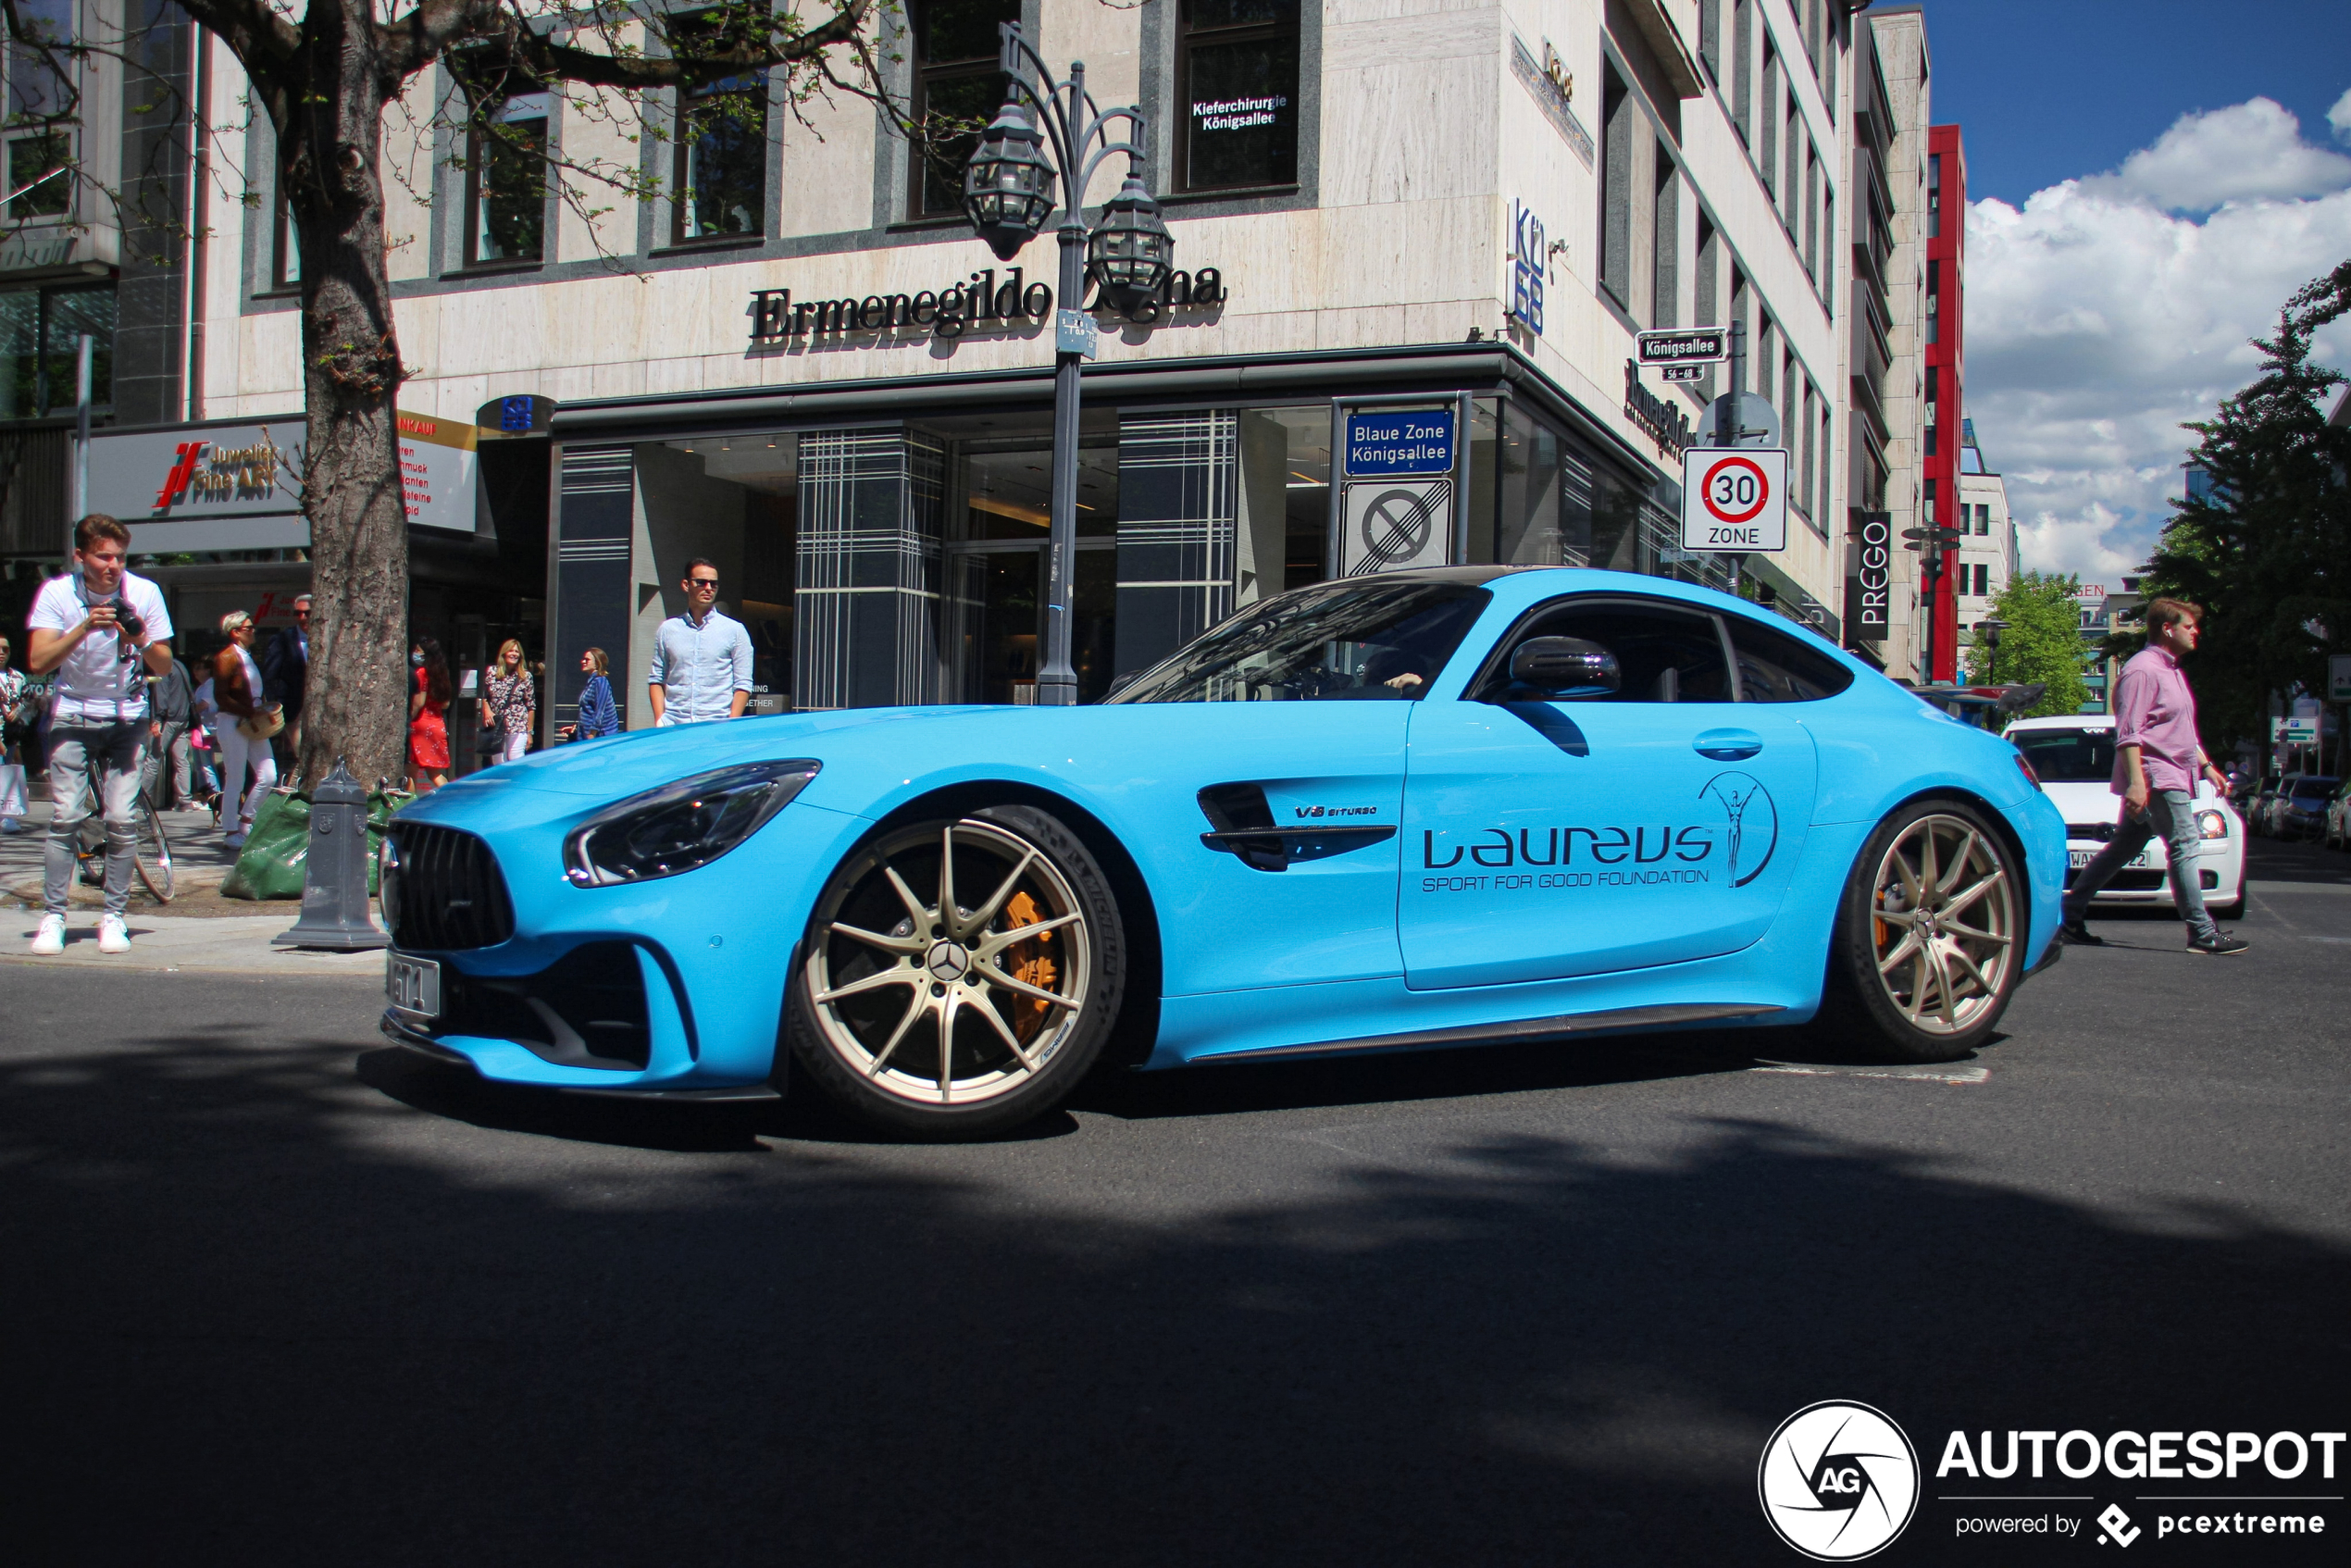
[2015,752,2041,790]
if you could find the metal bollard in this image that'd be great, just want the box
[274,757,390,951]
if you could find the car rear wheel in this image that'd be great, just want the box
[1816,801,2023,1064]
[787,806,1125,1139]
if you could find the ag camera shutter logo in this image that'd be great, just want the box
[1759,1400,1920,1560]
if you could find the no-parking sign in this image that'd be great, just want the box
[1680,446,1788,552]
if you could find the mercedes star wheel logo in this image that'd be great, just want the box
[1758,1400,1920,1561]
[926,940,971,982]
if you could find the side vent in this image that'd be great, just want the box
[1197,783,1399,873]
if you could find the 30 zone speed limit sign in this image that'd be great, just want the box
[1680,446,1788,553]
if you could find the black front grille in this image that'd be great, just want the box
[2065,867,2170,892]
[2067,822,2118,842]
[391,823,516,951]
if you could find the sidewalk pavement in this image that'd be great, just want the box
[4,792,388,976]
[2,796,242,904]
[0,912,387,976]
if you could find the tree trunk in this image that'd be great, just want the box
[283,0,406,794]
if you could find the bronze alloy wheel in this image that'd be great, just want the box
[1866,811,2017,1036]
[792,809,1123,1134]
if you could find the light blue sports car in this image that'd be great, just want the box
[379,566,2066,1137]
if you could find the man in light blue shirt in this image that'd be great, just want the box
[647,557,754,725]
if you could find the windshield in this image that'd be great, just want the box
[2010,728,2116,783]
[1109,579,1490,703]
[2292,777,2338,801]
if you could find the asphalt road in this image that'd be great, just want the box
[4,840,2346,1565]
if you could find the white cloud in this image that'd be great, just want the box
[2079,97,2351,211]
[2331,87,2351,143]
[1964,98,2351,591]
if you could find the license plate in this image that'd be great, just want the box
[386,953,442,1018]
[2069,847,2157,869]
[2068,849,2093,867]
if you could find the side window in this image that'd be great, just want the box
[1486,598,1735,703]
[670,12,769,243]
[1724,612,1854,702]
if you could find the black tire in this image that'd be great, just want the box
[786,804,1126,1139]
[1813,798,2024,1064]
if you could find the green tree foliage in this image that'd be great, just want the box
[1968,570,2090,716]
[2137,261,2351,759]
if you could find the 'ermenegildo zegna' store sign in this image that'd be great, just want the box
[748,264,1227,344]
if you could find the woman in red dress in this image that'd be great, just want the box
[407,636,453,793]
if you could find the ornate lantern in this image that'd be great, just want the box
[1085,175,1175,314]
[963,94,1057,261]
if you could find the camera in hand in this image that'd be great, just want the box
[110,597,145,659]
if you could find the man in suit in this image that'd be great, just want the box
[261,593,311,770]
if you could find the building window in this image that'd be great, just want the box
[4,0,70,221]
[1174,0,1300,193]
[1973,562,1989,596]
[1651,148,1677,330]
[272,187,302,288]
[1923,477,1936,523]
[0,282,112,418]
[670,16,768,242]
[1927,151,1941,238]
[1924,420,1936,457]
[909,0,1018,218]
[1700,0,1720,83]
[1803,146,1819,278]
[1925,257,1939,343]
[1694,216,1719,401]
[1732,0,1751,144]
[1598,66,1633,309]
[1728,266,1748,393]
[1760,44,1777,197]
[459,66,551,265]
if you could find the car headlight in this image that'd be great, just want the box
[2196,810,2229,840]
[564,760,820,888]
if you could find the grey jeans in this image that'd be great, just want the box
[2062,788,2217,941]
[45,721,143,919]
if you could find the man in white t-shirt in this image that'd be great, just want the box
[23,515,177,955]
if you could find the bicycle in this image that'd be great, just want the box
[72,728,175,902]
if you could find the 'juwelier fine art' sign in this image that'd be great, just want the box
[750,265,1226,345]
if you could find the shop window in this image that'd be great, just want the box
[455,54,550,266]
[0,282,112,418]
[909,0,1019,218]
[670,15,768,242]
[1174,0,1300,193]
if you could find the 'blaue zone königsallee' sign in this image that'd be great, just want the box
[1344,410,1457,478]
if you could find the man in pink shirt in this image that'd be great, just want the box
[2060,597,2247,954]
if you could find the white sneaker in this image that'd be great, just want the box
[222,831,248,850]
[30,914,65,954]
[98,915,131,954]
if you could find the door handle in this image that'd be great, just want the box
[1694,728,1762,761]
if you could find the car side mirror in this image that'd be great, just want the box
[1510,637,1621,698]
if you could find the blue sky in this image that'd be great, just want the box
[1917,1,2351,587]
[1922,0,2351,205]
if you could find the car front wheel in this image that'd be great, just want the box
[1817,800,2024,1063]
[787,805,1125,1139]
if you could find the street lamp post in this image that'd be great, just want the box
[1973,617,2008,683]
[963,21,1172,705]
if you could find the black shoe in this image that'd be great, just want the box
[2187,931,2249,956]
[2059,918,2104,947]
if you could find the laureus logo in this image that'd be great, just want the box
[1702,771,1779,887]
[1758,1400,1920,1561]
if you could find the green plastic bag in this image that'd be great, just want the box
[220,785,416,900]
